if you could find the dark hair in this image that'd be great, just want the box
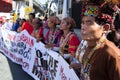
[95,14,113,26]
[29,13,35,18]
[21,18,26,22]
[95,3,115,26]
[35,18,43,27]
[89,0,104,5]
[100,3,115,16]
[114,13,120,30]
[63,17,76,31]
[107,13,120,48]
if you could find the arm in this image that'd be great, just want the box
[68,34,80,62]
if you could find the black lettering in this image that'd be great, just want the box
[11,41,16,47]
[23,51,28,58]
[18,49,24,55]
[48,55,58,78]
[36,50,42,58]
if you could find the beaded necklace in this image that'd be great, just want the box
[48,28,57,44]
[83,37,105,69]
[59,32,72,48]
[76,40,87,63]
[76,36,106,80]
[59,32,72,53]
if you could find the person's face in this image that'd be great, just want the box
[29,15,34,22]
[60,20,70,30]
[81,16,104,41]
[47,18,55,28]
[33,19,40,28]
[19,19,24,26]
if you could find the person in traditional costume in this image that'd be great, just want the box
[70,0,120,80]
[45,16,62,51]
[59,17,80,64]
[31,18,45,42]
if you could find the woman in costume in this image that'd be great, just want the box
[31,18,45,42]
[45,16,62,51]
[59,17,80,64]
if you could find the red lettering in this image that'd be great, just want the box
[7,34,16,41]
[60,66,64,73]
[16,34,34,47]
[60,66,67,80]
[9,53,16,60]
[22,62,29,69]
[1,48,9,55]
[16,58,23,63]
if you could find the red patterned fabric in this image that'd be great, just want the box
[60,32,80,55]
[45,29,62,47]
[68,34,80,55]
[38,27,45,42]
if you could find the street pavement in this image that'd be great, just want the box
[0,53,34,80]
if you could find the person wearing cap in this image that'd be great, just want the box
[31,18,44,42]
[70,1,120,80]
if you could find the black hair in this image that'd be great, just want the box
[114,12,120,30]
[35,18,43,27]
[21,18,26,22]
[29,13,35,18]
[90,0,104,5]
[95,3,114,26]
[100,3,115,16]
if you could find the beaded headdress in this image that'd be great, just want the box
[81,2,99,17]
[81,1,115,25]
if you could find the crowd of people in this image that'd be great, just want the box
[0,0,120,80]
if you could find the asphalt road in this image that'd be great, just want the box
[0,53,34,80]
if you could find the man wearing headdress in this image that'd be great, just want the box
[70,0,120,80]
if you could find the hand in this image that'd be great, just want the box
[60,53,64,57]
[45,43,53,49]
[17,27,22,32]
[69,63,81,69]
[69,63,75,69]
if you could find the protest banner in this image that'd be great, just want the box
[0,28,79,80]
[0,28,36,71]
[31,42,79,80]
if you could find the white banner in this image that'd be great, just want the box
[0,28,36,72]
[0,28,79,80]
[47,50,79,80]
[31,42,79,80]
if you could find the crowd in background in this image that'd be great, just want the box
[0,0,120,80]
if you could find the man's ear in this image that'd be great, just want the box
[103,23,110,31]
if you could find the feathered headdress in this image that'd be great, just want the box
[81,0,116,26]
